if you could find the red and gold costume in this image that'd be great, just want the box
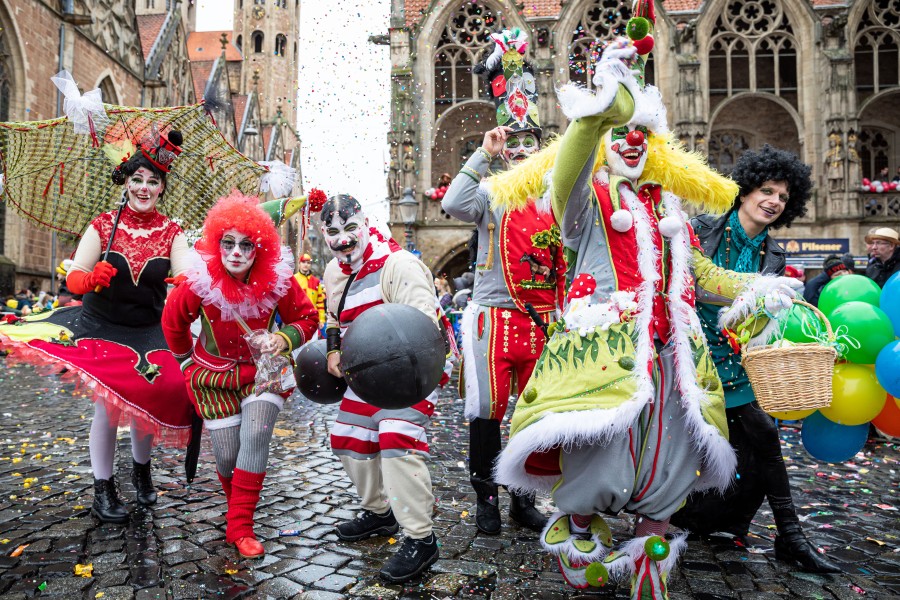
[294,269,326,324]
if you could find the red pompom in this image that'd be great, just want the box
[308,188,327,213]
[633,34,654,56]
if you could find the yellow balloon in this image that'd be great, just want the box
[5,299,17,309]
[769,408,816,420]
[821,363,887,426]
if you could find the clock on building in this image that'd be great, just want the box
[252,6,265,20]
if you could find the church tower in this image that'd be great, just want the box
[233,0,300,129]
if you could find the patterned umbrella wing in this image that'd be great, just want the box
[0,102,268,237]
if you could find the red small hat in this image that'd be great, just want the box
[566,273,596,304]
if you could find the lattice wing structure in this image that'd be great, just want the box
[0,102,268,237]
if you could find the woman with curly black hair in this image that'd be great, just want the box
[672,145,841,573]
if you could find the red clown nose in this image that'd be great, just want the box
[625,130,645,147]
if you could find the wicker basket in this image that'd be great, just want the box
[741,299,836,413]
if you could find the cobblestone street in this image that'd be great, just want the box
[0,359,897,599]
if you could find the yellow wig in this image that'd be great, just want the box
[489,132,738,215]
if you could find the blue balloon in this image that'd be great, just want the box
[801,411,868,463]
[881,272,900,337]
[875,340,900,398]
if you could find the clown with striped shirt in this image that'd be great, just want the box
[319,194,444,584]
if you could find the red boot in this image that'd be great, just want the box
[226,469,266,559]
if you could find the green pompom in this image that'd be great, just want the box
[618,356,636,371]
[585,562,609,587]
[523,388,538,403]
[644,535,670,561]
[627,17,651,40]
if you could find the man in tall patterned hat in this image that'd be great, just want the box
[492,3,803,598]
[318,194,446,583]
[442,29,566,536]
[294,253,327,329]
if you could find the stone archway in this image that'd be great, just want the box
[433,241,472,281]
[857,90,900,180]
[708,94,801,174]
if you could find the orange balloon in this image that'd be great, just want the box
[872,395,900,437]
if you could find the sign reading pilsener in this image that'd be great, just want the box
[775,238,850,255]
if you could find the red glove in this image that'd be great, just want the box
[66,261,117,294]
[164,274,187,287]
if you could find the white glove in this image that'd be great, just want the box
[591,38,638,88]
[763,280,799,316]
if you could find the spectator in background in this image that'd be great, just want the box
[804,254,852,307]
[434,277,453,310]
[784,265,804,282]
[865,227,900,287]
[878,166,890,181]
[451,272,475,310]
[893,167,900,184]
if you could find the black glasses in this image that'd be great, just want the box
[220,238,256,255]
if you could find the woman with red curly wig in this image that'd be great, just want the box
[162,190,318,558]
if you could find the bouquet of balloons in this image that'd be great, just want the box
[767,272,900,462]
[425,185,449,201]
[860,178,899,193]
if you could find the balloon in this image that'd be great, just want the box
[820,363,886,425]
[827,301,895,364]
[862,178,871,186]
[875,340,900,398]
[872,395,900,437]
[769,408,816,420]
[778,304,826,344]
[818,274,881,316]
[802,411,868,463]
[880,272,900,337]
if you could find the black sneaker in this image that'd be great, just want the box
[335,509,399,542]
[379,533,439,583]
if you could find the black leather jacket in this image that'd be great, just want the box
[690,212,786,276]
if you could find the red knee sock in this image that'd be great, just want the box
[225,468,265,543]
[217,471,233,504]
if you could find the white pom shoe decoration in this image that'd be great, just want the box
[610,209,633,232]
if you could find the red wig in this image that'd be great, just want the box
[194,190,283,305]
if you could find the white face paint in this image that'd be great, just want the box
[219,228,256,279]
[322,211,369,271]
[126,166,165,213]
[604,125,650,182]
[502,131,540,165]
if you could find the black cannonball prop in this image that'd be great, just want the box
[294,339,346,405]
[341,304,445,410]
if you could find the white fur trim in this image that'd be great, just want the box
[605,533,688,582]
[658,215,682,238]
[537,170,553,215]
[661,191,736,492]
[558,79,618,121]
[186,246,295,322]
[628,84,669,135]
[461,302,481,421]
[204,413,242,430]
[495,399,646,493]
[610,209,633,232]
[540,512,612,563]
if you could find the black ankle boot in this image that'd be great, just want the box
[509,490,547,532]
[774,528,841,573]
[92,477,128,524]
[471,478,501,535]
[131,459,157,506]
[335,509,399,542]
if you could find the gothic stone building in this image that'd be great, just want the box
[385,0,900,278]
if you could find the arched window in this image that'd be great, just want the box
[235,34,242,54]
[707,1,797,111]
[275,33,287,57]
[854,3,900,103]
[568,0,631,88]
[707,130,752,174]
[432,1,504,115]
[252,30,264,54]
[858,128,892,180]
[98,76,118,104]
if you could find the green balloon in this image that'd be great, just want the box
[778,304,825,344]
[819,274,882,317]
[828,301,896,364]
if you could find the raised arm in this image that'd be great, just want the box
[443,127,509,223]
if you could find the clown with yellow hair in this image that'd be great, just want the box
[492,4,803,598]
